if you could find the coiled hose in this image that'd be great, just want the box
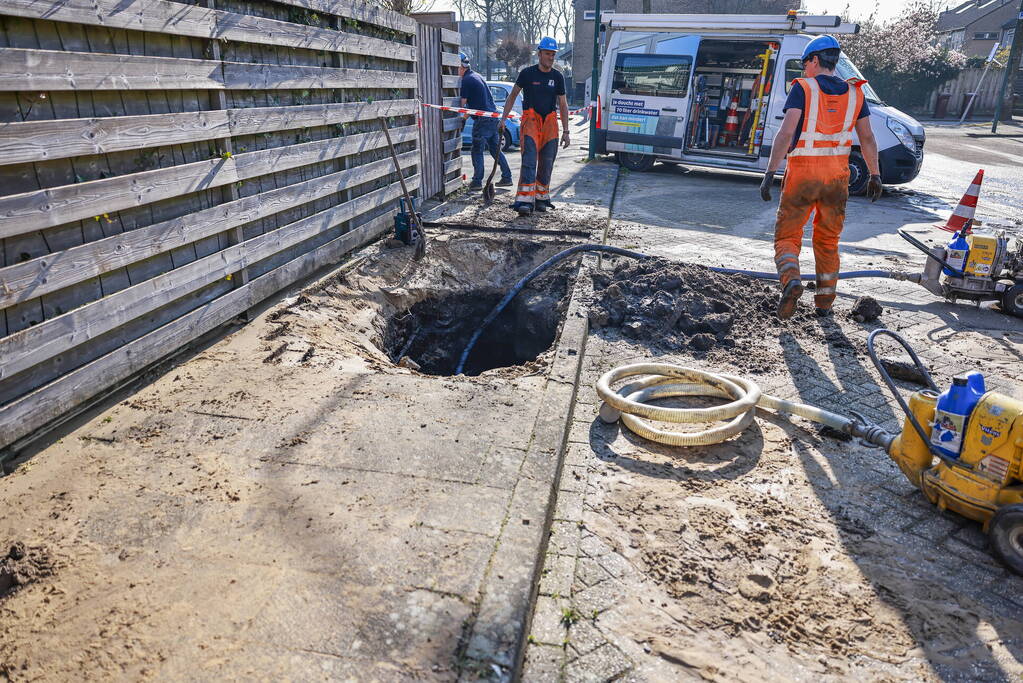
[596,363,893,448]
[454,245,905,375]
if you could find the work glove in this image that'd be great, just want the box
[866,174,883,202]
[561,130,571,149]
[760,170,776,202]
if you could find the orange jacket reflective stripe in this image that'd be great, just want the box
[788,77,865,159]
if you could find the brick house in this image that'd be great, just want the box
[936,0,1018,58]
[570,0,798,102]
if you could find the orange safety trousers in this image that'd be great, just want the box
[515,109,560,205]
[774,155,849,310]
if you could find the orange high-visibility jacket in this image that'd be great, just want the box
[788,77,866,159]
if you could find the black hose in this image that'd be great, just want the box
[897,229,965,277]
[865,329,971,470]
[455,245,650,374]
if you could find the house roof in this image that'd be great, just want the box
[936,0,1014,33]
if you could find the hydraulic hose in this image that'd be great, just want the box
[454,245,908,375]
[455,244,649,374]
[596,363,893,449]
[865,328,972,471]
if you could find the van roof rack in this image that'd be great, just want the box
[600,13,860,35]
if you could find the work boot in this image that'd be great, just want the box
[776,280,804,320]
[468,180,483,190]
[533,201,547,213]
[815,307,833,318]
[496,177,513,187]
[536,199,556,211]
[512,201,533,216]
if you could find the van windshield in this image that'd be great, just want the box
[836,55,882,104]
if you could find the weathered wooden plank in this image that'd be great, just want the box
[442,115,464,132]
[0,126,417,238]
[443,135,460,154]
[0,48,416,92]
[441,51,462,68]
[0,99,416,165]
[442,74,461,90]
[443,96,460,107]
[271,0,417,34]
[443,157,461,174]
[444,175,463,196]
[0,151,418,309]
[222,61,416,90]
[0,192,413,449]
[0,180,410,381]
[440,28,461,46]
[0,0,416,62]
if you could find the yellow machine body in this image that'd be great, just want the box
[889,390,1023,529]
[964,233,999,276]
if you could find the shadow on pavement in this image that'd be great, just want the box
[780,326,1023,680]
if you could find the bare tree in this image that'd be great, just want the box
[548,0,574,47]
[372,0,436,14]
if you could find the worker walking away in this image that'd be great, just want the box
[760,35,883,319]
[499,37,571,216]
[459,52,512,191]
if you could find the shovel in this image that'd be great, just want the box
[377,117,425,259]
[481,152,499,205]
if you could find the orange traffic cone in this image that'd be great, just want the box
[935,170,983,233]
[722,96,740,145]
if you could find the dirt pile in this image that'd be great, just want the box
[586,258,831,370]
[0,543,55,600]
[851,296,883,323]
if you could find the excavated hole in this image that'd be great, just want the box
[383,262,572,377]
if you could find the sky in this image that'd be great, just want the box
[428,0,949,24]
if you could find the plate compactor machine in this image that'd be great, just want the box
[597,329,1023,573]
[899,228,1023,317]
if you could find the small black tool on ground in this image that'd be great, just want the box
[378,117,425,259]
[481,153,499,205]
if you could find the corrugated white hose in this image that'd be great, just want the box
[596,363,860,447]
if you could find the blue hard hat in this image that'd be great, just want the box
[801,35,840,62]
[459,51,470,65]
[537,36,558,52]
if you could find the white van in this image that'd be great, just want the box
[593,13,925,193]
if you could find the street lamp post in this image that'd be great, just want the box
[473,21,482,72]
[588,0,602,160]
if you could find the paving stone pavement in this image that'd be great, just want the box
[523,159,1023,681]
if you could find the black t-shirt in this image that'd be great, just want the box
[514,65,566,117]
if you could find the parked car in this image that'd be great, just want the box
[461,81,522,151]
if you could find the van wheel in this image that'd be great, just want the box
[617,152,655,172]
[989,504,1023,574]
[848,153,869,195]
[1001,282,1023,318]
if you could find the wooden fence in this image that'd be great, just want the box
[927,66,1005,118]
[0,0,459,451]
[417,24,463,199]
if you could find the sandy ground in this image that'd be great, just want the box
[0,229,590,680]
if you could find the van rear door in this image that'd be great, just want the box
[605,34,699,160]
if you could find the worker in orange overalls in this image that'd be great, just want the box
[498,37,571,216]
[760,35,883,319]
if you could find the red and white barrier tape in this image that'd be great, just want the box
[420,102,592,120]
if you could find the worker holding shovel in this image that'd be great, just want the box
[760,35,883,319]
[499,37,571,216]
[459,52,512,192]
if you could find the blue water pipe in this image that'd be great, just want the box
[454,245,904,375]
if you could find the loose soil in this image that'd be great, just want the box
[586,258,844,373]
[0,543,55,600]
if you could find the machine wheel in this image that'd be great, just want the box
[989,504,1023,574]
[848,152,869,196]
[1001,282,1023,318]
[617,151,656,172]
[503,129,515,151]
